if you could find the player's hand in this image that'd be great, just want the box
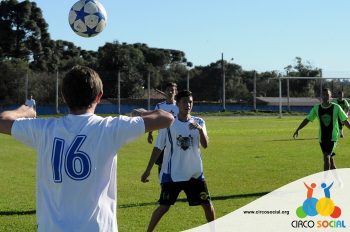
[293,130,299,139]
[147,133,153,144]
[189,121,202,131]
[141,170,150,183]
[131,108,147,117]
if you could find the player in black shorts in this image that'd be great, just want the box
[141,90,215,231]
[293,88,350,170]
[159,178,211,206]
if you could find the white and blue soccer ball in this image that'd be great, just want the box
[68,0,107,38]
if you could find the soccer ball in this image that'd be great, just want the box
[68,0,107,38]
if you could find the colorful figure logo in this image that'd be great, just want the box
[296,182,341,219]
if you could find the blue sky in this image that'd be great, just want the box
[34,0,350,77]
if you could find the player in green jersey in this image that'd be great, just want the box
[332,91,350,138]
[293,88,350,171]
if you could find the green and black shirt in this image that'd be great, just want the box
[306,102,348,142]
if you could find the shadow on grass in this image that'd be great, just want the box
[118,191,270,209]
[0,210,36,216]
[271,138,317,142]
[0,192,270,214]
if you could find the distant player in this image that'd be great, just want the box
[332,91,350,137]
[25,94,36,111]
[147,82,178,173]
[141,90,215,232]
[293,88,350,171]
[0,66,174,232]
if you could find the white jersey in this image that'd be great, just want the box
[25,99,36,108]
[155,116,206,183]
[154,101,178,117]
[12,113,145,232]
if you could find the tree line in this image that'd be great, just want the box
[2,0,345,106]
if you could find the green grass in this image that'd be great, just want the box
[1,116,350,231]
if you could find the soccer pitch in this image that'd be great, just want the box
[1,116,350,231]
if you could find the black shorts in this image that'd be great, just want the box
[319,141,337,156]
[158,178,211,206]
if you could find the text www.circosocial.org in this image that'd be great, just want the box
[243,210,290,215]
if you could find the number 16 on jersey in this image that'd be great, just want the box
[51,135,91,182]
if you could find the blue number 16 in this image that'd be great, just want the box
[51,135,91,182]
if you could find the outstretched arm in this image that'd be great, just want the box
[293,118,310,139]
[327,181,334,189]
[0,105,36,135]
[132,109,174,133]
[141,147,162,183]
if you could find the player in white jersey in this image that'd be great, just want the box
[25,94,36,111]
[147,82,178,173]
[0,66,174,232]
[147,82,178,143]
[141,90,215,232]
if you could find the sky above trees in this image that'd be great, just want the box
[34,0,350,77]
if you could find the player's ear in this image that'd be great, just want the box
[95,91,103,104]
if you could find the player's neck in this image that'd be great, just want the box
[321,101,331,107]
[166,98,175,104]
[177,113,191,121]
[69,105,96,115]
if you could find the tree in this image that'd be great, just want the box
[224,62,250,101]
[0,0,50,64]
[96,42,190,98]
[97,41,145,98]
[0,59,28,104]
[285,57,322,97]
[189,62,222,101]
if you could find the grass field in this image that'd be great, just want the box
[1,115,350,231]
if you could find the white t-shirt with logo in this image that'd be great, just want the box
[155,116,206,183]
[11,114,145,232]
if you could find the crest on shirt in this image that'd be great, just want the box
[176,135,193,150]
[321,114,331,127]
